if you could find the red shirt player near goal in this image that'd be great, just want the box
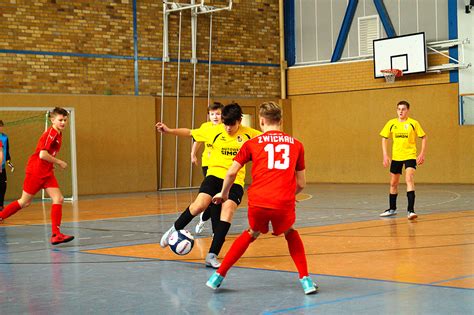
[0,107,74,245]
[206,101,318,295]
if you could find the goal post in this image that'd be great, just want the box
[0,107,78,202]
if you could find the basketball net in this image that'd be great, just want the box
[381,69,403,83]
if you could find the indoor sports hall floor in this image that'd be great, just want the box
[0,184,473,314]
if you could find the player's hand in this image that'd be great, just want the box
[191,154,198,166]
[155,122,169,133]
[416,153,425,165]
[57,160,68,170]
[212,192,227,205]
[7,161,14,172]
[383,155,391,168]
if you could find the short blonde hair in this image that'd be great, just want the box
[259,101,281,123]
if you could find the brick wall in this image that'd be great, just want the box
[0,0,281,97]
[287,54,450,96]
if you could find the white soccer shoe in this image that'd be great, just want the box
[160,225,176,248]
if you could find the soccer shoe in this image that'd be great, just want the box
[300,276,318,295]
[206,272,224,290]
[407,211,418,220]
[205,253,221,269]
[51,233,74,245]
[379,209,397,217]
[160,225,176,248]
[195,213,206,234]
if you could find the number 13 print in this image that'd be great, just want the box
[264,143,290,170]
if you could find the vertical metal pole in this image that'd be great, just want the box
[69,109,79,202]
[207,14,213,106]
[174,11,183,188]
[159,3,169,190]
[190,1,198,186]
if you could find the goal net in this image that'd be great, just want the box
[0,107,78,202]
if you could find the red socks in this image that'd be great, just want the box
[217,231,254,277]
[0,200,22,220]
[285,229,309,279]
[51,204,62,234]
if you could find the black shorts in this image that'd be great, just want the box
[199,175,244,205]
[390,159,417,174]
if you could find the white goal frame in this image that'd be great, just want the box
[0,107,78,202]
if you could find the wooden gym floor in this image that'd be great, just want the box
[0,184,473,314]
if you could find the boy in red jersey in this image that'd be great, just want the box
[206,101,318,295]
[0,107,74,245]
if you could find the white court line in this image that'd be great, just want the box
[417,190,462,208]
[100,235,113,238]
[5,242,19,245]
[30,241,44,244]
[296,193,313,202]
[79,237,91,240]
[123,234,135,237]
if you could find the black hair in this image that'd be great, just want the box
[221,102,242,126]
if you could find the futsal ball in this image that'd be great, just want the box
[168,229,195,255]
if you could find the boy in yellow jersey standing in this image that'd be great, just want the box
[379,101,427,220]
[156,103,261,268]
[191,102,224,235]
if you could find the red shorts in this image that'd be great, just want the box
[23,173,59,195]
[248,205,296,236]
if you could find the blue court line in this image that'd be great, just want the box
[0,49,279,68]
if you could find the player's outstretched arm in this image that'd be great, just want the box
[155,122,192,137]
[39,150,67,170]
[212,161,242,204]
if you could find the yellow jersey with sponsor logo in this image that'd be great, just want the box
[380,118,426,161]
[194,121,220,167]
[191,124,261,187]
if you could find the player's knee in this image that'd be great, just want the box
[53,196,64,204]
[284,227,295,237]
[20,199,31,208]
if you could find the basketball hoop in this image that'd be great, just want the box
[381,69,403,83]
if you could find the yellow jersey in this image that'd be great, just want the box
[194,121,220,167]
[380,118,426,161]
[191,124,261,187]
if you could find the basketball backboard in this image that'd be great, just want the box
[373,32,427,78]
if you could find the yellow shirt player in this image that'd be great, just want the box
[156,103,261,268]
[379,101,427,220]
[191,102,224,177]
[191,123,261,187]
[191,102,223,235]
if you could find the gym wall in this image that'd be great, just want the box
[0,1,281,97]
[288,61,474,184]
[0,94,157,197]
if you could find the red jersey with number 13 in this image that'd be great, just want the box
[26,127,62,178]
[234,130,305,210]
